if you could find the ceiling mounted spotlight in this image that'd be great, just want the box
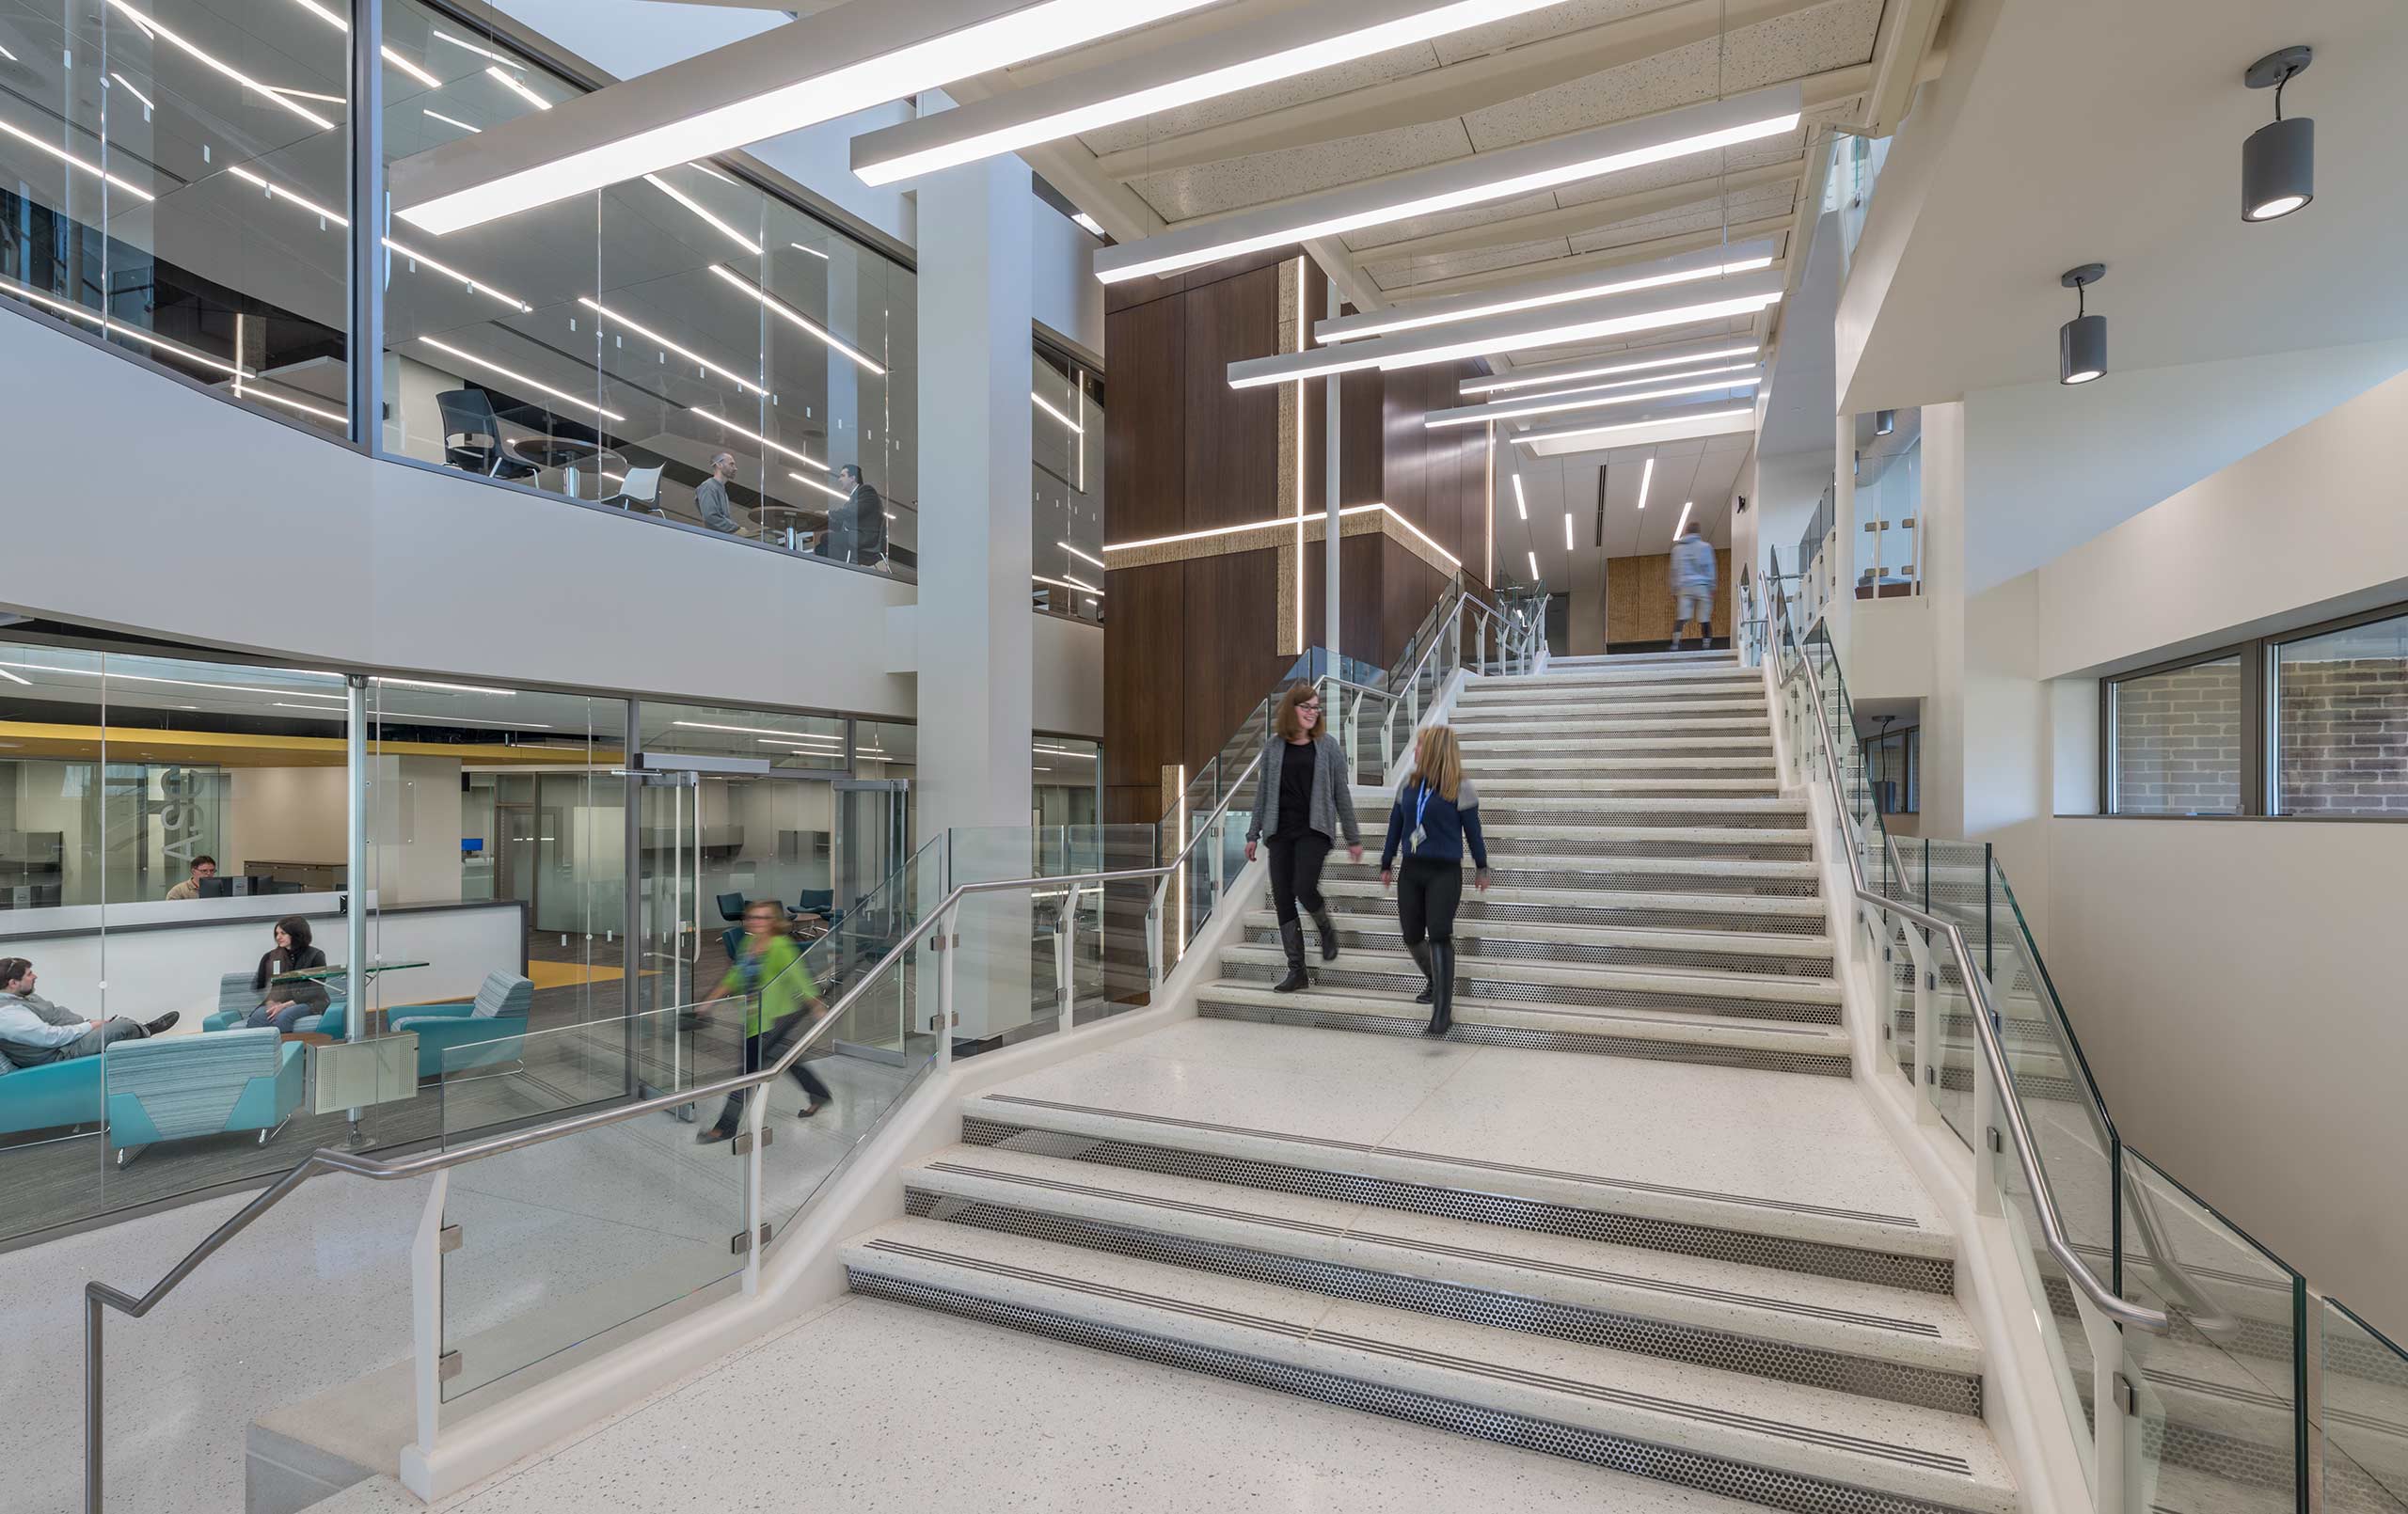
[2242,46,2315,222]
[2058,264,2107,386]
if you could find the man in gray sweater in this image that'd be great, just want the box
[0,958,177,1066]
[694,451,741,533]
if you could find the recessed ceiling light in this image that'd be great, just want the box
[1071,212,1103,236]
[788,470,848,500]
[578,296,763,393]
[1429,373,1760,430]
[1527,550,1540,581]
[1059,541,1107,570]
[487,66,551,111]
[850,0,1570,185]
[708,265,886,375]
[1463,340,1760,396]
[423,108,483,134]
[229,166,347,226]
[393,0,1226,236]
[1516,404,1756,455]
[109,72,156,112]
[1511,473,1527,520]
[1672,499,1693,537]
[644,171,761,254]
[386,239,528,311]
[1636,456,1655,511]
[0,114,154,201]
[1319,242,1775,343]
[420,337,627,421]
[1034,573,1106,598]
[103,0,337,129]
[1561,512,1574,550]
[693,407,824,470]
[1032,390,1084,434]
[1099,85,1799,285]
[1475,360,1760,410]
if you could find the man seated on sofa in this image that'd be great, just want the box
[0,957,179,1066]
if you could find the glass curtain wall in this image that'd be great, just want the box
[375,1,918,573]
[0,0,352,431]
[1032,339,1103,622]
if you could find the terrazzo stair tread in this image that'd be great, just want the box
[1465,718,1774,740]
[1476,761,1782,780]
[2145,1463,2300,1514]
[902,1143,1984,1378]
[1323,853,1822,883]
[843,1219,2015,1514]
[1466,780,1785,800]
[1214,942,1845,1007]
[1463,674,1762,698]
[1458,823,1811,849]
[1448,796,1804,817]
[955,1094,1955,1262]
[1198,982,1852,1059]
[1456,699,1768,721]
[1314,876,1830,923]
[1459,798,1807,821]
[1463,736,1777,754]
[1552,652,1739,666]
[1238,909,1835,965]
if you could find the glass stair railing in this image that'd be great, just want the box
[1758,573,2390,1514]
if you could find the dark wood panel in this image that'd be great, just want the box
[1104,295,1185,542]
[1339,368,1386,508]
[1180,263,1283,530]
[1181,548,1292,775]
[1103,560,1185,798]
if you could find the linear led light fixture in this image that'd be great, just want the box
[1034,573,1106,598]
[675,719,832,739]
[1481,358,1759,409]
[1032,390,1083,433]
[1102,502,1458,569]
[0,667,29,686]
[693,408,823,470]
[787,470,848,500]
[243,384,349,426]
[1427,372,1761,430]
[1561,512,1574,550]
[487,66,550,111]
[420,338,626,422]
[109,72,155,112]
[1318,240,1776,344]
[385,48,444,90]
[1,272,249,375]
[578,296,762,392]
[0,660,341,700]
[267,85,348,104]
[1528,550,1540,581]
[432,27,525,70]
[1511,473,1527,520]
[0,114,154,201]
[1463,339,1761,396]
[1672,499,1693,537]
[102,0,331,129]
[1071,212,1103,236]
[1515,404,1756,456]
[388,239,527,310]
[1636,456,1655,511]
[707,265,886,376]
[393,0,1221,237]
[258,0,449,96]
[1099,84,1798,285]
[789,241,832,261]
[1059,541,1107,570]
[423,109,482,134]
[645,172,761,254]
[1227,269,1785,390]
[229,166,346,225]
[850,0,1567,185]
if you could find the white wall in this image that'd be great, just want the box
[1031,202,1107,360]
[1755,449,1832,584]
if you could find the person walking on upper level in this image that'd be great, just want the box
[1670,518,1717,651]
[1244,682,1364,993]
[1380,727,1490,1037]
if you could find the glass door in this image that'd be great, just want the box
[633,770,704,1111]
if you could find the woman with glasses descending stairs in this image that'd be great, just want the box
[1244,682,1365,993]
[1379,725,1492,1036]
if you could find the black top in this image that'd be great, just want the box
[252,944,327,992]
[1274,737,1317,839]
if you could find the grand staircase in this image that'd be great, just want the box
[840,648,2023,1514]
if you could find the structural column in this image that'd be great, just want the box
[915,139,1035,1036]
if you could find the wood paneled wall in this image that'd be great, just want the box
[1102,258,1491,824]
[1605,549,1735,648]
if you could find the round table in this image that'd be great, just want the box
[281,1032,337,1048]
[749,503,823,551]
[506,437,619,499]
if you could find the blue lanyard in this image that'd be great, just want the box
[1409,781,1434,850]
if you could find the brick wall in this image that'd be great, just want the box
[2278,656,2408,813]
[2114,661,2243,814]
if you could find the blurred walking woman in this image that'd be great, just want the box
[1380,726,1490,1036]
[1244,682,1364,993]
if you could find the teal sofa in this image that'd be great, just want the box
[103,1028,306,1162]
[292,971,531,1080]
[0,1053,105,1139]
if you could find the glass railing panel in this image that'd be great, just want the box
[435,1003,749,1407]
[2120,1149,2305,1514]
[2324,1301,2408,1514]
[1988,1086,2099,1481]
[949,884,1063,1059]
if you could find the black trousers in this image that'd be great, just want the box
[713,1008,833,1129]
[1265,831,1332,924]
[1396,858,1463,946]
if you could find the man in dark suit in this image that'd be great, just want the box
[819,464,888,568]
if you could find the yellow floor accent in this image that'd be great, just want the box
[522,959,628,989]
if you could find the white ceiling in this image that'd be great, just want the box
[1840,0,2408,412]
[1496,427,1751,588]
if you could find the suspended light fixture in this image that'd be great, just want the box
[2242,46,2314,223]
[2057,264,2107,386]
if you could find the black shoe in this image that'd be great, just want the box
[143,1011,181,1036]
[1423,941,1456,1036]
[798,1101,828,1119]
[1273,920,1310,993]
[1406,941,1435,1004]
[1309,906,1340,963]
[695,1125,735,1145]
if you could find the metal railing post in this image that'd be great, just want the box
[84,1292,103,1514]
[1056,882,1077,1029]
[1145,880,1164,989]
[935,902,957,1070]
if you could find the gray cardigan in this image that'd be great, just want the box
[1246,733,1362,846]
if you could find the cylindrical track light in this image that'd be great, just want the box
[2242,46,2315,222]
[2058,264,2107,386]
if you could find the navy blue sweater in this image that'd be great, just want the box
[1380,777,1489,871]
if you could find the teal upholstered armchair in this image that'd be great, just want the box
[0,1053,105,1139]
[388,971,533,1079]
[102,1028,306,1164]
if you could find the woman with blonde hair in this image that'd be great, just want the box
[1379,725,1490,1035]
[1244,681,1364,992]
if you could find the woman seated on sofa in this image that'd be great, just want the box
[252,917,326,998]
[246,978,331,1034]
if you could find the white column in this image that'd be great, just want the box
[915,144,1035,1039]
[1323,277,1343,670]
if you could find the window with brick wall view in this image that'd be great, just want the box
[2276,613,2408,815]
[2112,657,2244,815]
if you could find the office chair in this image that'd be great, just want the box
[436,389,538,481]
[716,891,747,924]
[611,464,666,515]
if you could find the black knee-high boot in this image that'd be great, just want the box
[1309,905,1341,963]
[1423,940,1455,1035]
[1406,940,1435,1004]
[1274,920,1309,992]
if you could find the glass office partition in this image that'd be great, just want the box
[1033,340,1104,621]
[375,0,917,573]
[0,0,352,432]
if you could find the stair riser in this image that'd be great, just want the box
[1478,765,1781,781]
[901,1190,1971,1412]
[1217,960,1841,1024]
[1314,891,1829,936]
[1240,923,1834,979]
[1199,999,1853,1078]
[1463,810,1805,828]
[958,1119,1957,1296]
[847,1274,1988,1514]
[1465,832,1811,860]
[1324,862,1821,897]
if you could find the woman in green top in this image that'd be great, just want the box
[697,899,834,1143]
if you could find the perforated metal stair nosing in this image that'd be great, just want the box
[1196,996,1852,1077]
[959,1118,1955,1296]
[902,1189,1978,1414]
[1217,960,1841,1024]
[847,1269,1987,1514]
[1312,895,1830,935]
[1239,922,1837,979]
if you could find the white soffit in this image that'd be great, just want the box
[1517,399,1758,455]
[390,0,1223,235]
[848,0,1573,186]
[1315,237,1779,343]
[1094,82,1802,285]
[1226,265,1784,388]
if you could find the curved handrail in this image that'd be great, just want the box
[1765,576,2170,1336]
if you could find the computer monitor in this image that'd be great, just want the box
[196,876,235,899]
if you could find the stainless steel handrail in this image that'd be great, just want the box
[1766,579,2170,1335]
[82,834,1243,1510]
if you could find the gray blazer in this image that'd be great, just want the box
[1246,733,1362,846]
